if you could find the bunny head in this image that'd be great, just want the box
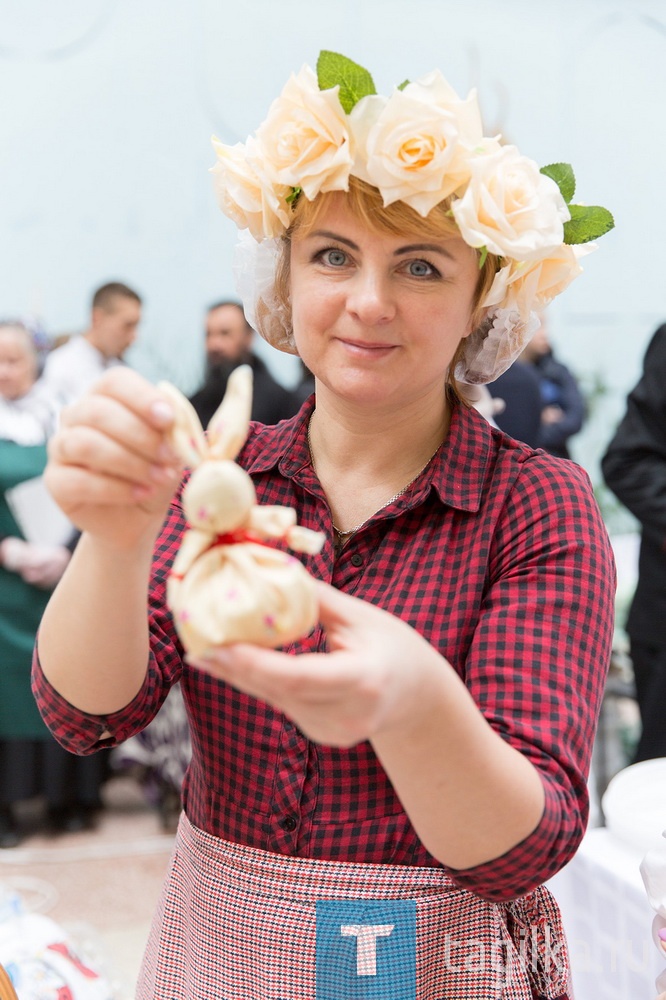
[158,365,256,532]
[183,461,256,533]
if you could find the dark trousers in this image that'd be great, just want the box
[0,738,109,808]
[630,638,666,762]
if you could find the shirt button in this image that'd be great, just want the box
[282,815,297,832]
[350,554,363,567]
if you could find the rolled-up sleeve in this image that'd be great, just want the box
[32,500,187,754]
[447,456,615,900]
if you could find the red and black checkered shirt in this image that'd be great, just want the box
[33,397,615,902]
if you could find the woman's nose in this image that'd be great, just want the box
[346,269,396,326]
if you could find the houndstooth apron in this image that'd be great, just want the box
[137,813,571,999]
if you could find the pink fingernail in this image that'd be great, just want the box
[149,464,178,483]
[151,401,173,425]
[157,442,178,462]
[132,484,154,500]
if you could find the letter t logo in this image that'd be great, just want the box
[340,924,394,975]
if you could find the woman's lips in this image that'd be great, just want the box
[337,338,397,357]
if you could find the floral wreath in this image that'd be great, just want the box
[211,51,614,383]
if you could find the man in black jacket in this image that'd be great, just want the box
[602,324,666,761]
[189,300,298,426]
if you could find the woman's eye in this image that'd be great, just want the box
[321,248,348,267]
[407,259,437,277]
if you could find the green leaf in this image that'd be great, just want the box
[563,204,615,244]
[478,245,489,269]
[285,186,301,205]
[316,50,376,113]
[397,79,410,91]
[540,163,576,204]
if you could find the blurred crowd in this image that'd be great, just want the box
[0,280,662,848]
[0,284,309,848]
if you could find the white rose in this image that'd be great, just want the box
[481,243,590,319]
[349,70,485,216]
[210,137,291,241]
[255,65,352,200]
[452,145,570,261]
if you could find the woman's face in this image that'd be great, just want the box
[0,327,38,401]
[289,194,479,410]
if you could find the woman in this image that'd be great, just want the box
[0,321,106,845]
[34,53,614,997]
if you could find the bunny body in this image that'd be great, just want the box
[159,366,324,657]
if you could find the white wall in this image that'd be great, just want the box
[2,0,665,496]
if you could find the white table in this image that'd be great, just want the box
[548,827,664,999]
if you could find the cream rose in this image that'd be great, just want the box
[349,70,485,216]
[254,65,352,200]
[211,137,291,241]
[452,145,570,261]
[481,243,590,320]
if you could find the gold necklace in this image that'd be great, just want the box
[307,416,442,546]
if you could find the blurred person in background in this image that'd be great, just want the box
[602,323,666,763]
[488,360,543,448]
[42,281,142,405]
[0,320,57,447]
[0,320,107,845]
[188,300,297,426]
[519,313,586,459]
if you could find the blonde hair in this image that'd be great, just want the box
[255,177,499,399]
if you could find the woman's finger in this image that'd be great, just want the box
[86,367,176,430]
[60,392,179,466]
[315,580,401,653]
[187,643,390,748]
[188,643,360,702]
[49,423,179,489]
[44,461,178,510]
[315,580,382,629]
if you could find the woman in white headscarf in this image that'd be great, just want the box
[0,321,106,845]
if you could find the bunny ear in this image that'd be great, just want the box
[157,381,207,468]
[206,364,253,461]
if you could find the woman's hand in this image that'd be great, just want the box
[187,580,442,747]
[0,537,71,587]
[17,543,71,588]
[188,580,546,869]
[0,537,30,573]
[45,368,183,550]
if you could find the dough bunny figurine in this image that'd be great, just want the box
[158,365,325,657]
[640,829,666,997]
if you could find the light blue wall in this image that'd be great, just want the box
[2,0,665,500]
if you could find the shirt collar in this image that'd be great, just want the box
[241,396,315,479]
[241,396,493,514]
[430,403,493,513]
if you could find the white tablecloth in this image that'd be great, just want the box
[548,827,664,999]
